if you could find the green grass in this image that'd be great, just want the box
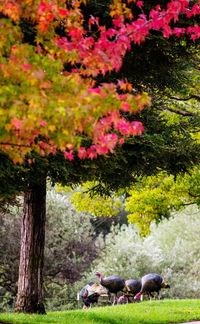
[0,299,200,324]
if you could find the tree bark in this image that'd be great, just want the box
[15,179,46,314]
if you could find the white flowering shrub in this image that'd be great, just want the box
[81,205,200,299]
[148,205,200,298]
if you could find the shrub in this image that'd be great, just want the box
[0,188,99,311]
[81,205,200,299]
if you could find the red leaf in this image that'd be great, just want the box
[78,147,87,159]
[64,150,74,161]
[40,120,47,127]
[173,27,185,37]
[58,8,69,17]
[87,146,97,159]
[11,118,22,130]
[121,102,131,112]
[136,1,144,9]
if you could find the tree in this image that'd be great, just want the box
[125,166,200,235]
[64,164,200,236]
[64,1,200,235]
[0,0,200,313]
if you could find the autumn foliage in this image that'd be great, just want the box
[0,0,199,163]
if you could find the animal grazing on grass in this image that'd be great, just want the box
[134,273,170,301]
[118,279,142,304]
[79,281,107,309]
[95,271,125,305]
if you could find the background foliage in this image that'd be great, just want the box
[80,205,200,300]
[0,188,100,311]
[1,190,200,311]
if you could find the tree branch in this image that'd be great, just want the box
[169,94,200,102]
[0,142,31,148]
[159,105,198,117]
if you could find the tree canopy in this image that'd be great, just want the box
[0,0,199,164]
[1,0,199,225]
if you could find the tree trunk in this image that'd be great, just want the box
[15,180,46,314]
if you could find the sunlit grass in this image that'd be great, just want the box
[0,299,200,324]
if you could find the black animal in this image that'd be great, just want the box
[124,279,142,296]
[134,273,170,301]
[118,279,142,304]
[79,282,107,309]
[95,271,125,305]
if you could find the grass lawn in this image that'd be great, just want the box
[0,299,200,324]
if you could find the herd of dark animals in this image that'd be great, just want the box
[79,272,170,309]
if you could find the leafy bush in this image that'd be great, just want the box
[0,188,100,311]
[81,205,200,299]
[0,204,21,311]
[44,189,100,310]
[45,189,99,283]
[147,205,200,298]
